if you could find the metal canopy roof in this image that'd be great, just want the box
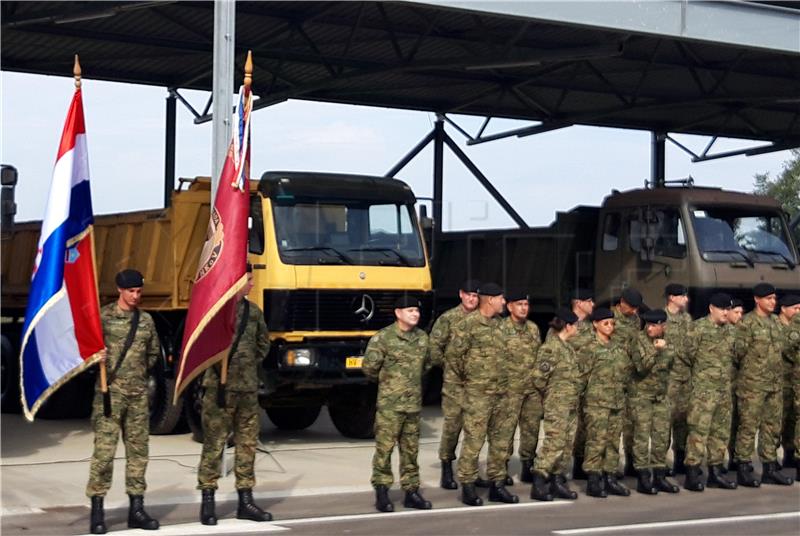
[3,1,800,144]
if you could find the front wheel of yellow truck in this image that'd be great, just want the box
[265,406,322,431]
[327,384,377,439]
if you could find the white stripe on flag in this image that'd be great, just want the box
[38,135,89,250]
[34,291,83,384]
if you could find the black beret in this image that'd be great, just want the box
[394,295,421,309]
[571,288,594,301]
[638,302,651,314]
[710,292,733,309]
[731,298,744,308]
[115,269,144,289]
[642,309,668,324]
[664,283,688,297]
[621,288,643,308]
[460,279,481,293]
[478,282,503,297]
[591,307,614,321]
[556,307,579,324]
[779,294,800,307]
[753,282,776,298]
[505,289,530,302]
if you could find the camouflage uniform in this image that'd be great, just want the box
[430,305,469,462]
[613,307,640,464]
[582,337,632,474]
[684,316,733,467]
[531,336,581,477]
[725,323,739,458]
[630,331,674,469]
[86,303,160,497]
[449,311,510,483]
[500,316,542,468]
[733,311,784,464]
[197,299,270,491]
[363,323,430,491]
[781,317,800,460]
[666,309,693,457]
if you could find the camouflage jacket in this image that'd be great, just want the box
[583,336,632,409]
[546,318,593,351]
[779,316,800,387]
[99,303,160,396]
[630,331,673,399]
[446,310,507,394]
[724,323,738,385]
[734,311,784,393]
[532,335,581,401]
[686,316,732,393]
[363,323,430,412]
[203,299,270,393]
[499,316,541,393]
[666,309,692,384]
[429,305,469,385]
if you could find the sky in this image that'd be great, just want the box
[1,71,794,231]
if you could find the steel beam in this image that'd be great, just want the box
[433,119,445,241]
[691,140,799,162]
[385,129,435,178]
[651,131,666,187]
[164,92,177,208]
[211,0,235,200]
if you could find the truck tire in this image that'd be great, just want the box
[1,335,21,414]
[148,366,183,434]
[184,378,205,443]
[328,385,377,439]
[266,406,321,431]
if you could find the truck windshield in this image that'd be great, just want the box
[273,200,426,267]
[691,206,797,266]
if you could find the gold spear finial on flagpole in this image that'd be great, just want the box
[244,50,253,88]
[73,54,82,89]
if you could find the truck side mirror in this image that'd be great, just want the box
[418,204,434,261]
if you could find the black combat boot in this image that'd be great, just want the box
[488,481,519,503]
[623,451,637,478]
[551,474,578,500]
[726,457,738,474]
[475,476,491,488]
[440,461,458,490]
[736,461,761,488]
[683,465,704,492]
[461,483,483,506]
[504,461,514,486]
[403,488,432,510]
[200,489,217,525]
[653,468,679,493]
[520,459,534,483]
[604,473,631,496]
[127,495,159,530]
[572,456,588,480]
[530,472,553,501]
[707,464,737,489]
[586,472,607,498]
[761,461,794,486]
[374,485,394,513]
[89,496,107,535]
[673,449,687,475]
[237,489,272,521]
[782,448,796,469]
[636,469,658,495]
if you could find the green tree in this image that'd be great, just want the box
[753,148,800,219]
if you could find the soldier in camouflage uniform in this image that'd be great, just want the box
[430,279,480,490]
[630,309,680,495]
[582,307,633,498]
[682,293,737,491]
[86,269,160,534]
[726,298,744,470]
[197,266,272,525]
[613,288,643,478]
[663,284,692,475]
[733,283,794,487]
[450,283,519,506]
[785,312,800,481]
[529,308,581,501]
[499,290,541,485]
[777,295,800,470]
[364,295,433,513]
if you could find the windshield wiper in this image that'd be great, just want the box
[702,249,754,267]
[349,247,412,266]
[282,246,354,265]
[744,248,796,269]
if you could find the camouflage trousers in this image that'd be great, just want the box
[781,380,795,453]
[86,390,149,497]
[734,387,782,464]
[630,394,671,470]
[583,405,623,474]
[728,387,738,459]
[533,388,578,478]
[197,389,259,491]
[686,388,731,467]
[438,383,464,462]
[572,396,587,460]
[668,379,691,455]
[622,395,634,458]
[371,408,420,491]
[794,368,800,459]
[457,388,516,483]
[516,389,544,463]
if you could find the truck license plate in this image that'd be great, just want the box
[345,356,363,368]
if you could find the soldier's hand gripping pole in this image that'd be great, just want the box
[217,356,228,408]
[99,350,111,417]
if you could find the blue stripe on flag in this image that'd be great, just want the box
[22,332,48,406]
[65,180,94,239]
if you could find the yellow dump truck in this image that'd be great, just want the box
[1,172,433,438]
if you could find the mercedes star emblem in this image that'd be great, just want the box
[353,294,375,323]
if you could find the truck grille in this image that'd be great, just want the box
[263,289,433,332]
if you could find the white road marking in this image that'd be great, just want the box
[77,518,290,536]
[0,506,45,516]
[552,511,800,535]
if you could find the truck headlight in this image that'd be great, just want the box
[283,348,314,367]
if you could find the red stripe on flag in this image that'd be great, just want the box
[56,89,86,162]
[63,234,104,359]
